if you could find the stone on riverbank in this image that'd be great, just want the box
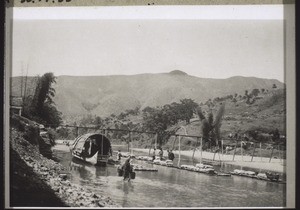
[10,126,120,207]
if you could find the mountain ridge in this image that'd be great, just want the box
[10,73,284,118]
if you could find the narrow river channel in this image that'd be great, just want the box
[52,144,285,207]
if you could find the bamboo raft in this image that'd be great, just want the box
[134,167,158,172]
[230,169,286,184]
[134,155,222,175]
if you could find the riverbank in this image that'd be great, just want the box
[131,148,285,173]
[10,126,119,207]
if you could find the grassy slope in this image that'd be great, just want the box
[113,88,285,150]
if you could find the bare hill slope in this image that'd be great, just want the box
[11,71,283,118]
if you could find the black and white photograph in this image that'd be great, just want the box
[5,2,295,208]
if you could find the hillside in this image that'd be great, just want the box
[182,88,286,137]
[114,88,286,149]
[10,71,283,119]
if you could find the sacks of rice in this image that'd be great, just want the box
[233,169,243,174]
[160,161,167,166]
[196,163,204,168]
[245,171,256,176]
[146,157,153,161]
[257,173,268,180]
[180,165,189,169]
[153,157,161,163]
[196,163,213,169]
[166,160,173,167]
[153,159,160,164]
[266,172,279,181]
[198,168,215,174]
[184,165,197,171]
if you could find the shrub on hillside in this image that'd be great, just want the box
[23,125,40,145]
[47,128,57,146]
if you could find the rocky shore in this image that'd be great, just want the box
[10,118,119,207]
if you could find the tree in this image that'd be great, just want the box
[142,98,199,146]
[27,72,62,127]
[251,88,260,97]
[272,128,280,143]
[179,99,199,123]
[213,103,225,141]
[244,90,251,104]
[94,116,103,125]
[272,84,277,89]
[196,103,225,149]
[196,107,206,121]
[32,72,57,113]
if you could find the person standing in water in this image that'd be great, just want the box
[122,157,132,181]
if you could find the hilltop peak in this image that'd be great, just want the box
[169,70,188,76]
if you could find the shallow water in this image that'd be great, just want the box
[52,144,286,207]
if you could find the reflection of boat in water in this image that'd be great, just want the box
[70,157,112,179]
[69,133,112,166]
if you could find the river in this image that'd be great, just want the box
[52,144,286,208]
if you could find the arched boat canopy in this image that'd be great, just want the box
[72,133,112,158]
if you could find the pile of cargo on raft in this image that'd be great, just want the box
[132,155,285,181]
[134,155,228,176]
[230,169,285,183]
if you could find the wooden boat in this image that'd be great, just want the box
[69,133,112,166]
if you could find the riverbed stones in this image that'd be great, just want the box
[98,201,105,207]
[66,189,73,194]
[59,173,68,180]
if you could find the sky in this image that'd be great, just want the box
[12,6,284,82]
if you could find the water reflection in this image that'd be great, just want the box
[121,181,134,206]
[53,145,285,207]
[95,166,108,177]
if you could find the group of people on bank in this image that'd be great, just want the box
[152,148,175,162]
